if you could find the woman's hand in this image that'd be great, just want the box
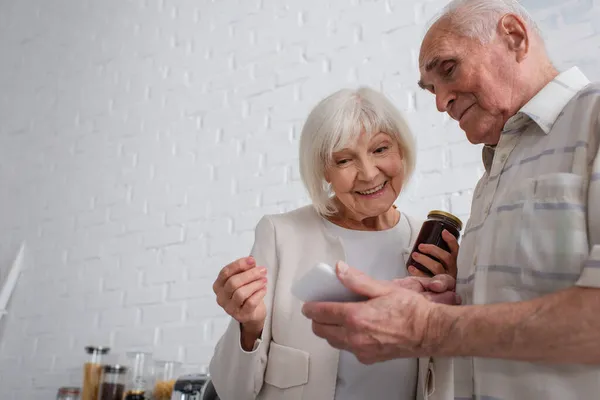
[408,229,459,279]
[213,257,268,349]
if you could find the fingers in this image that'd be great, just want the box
[442,229,459,255]
[335,261,391,299]
[231,278,267,310]
[423,290,462,305]
[410,251,446,275]
[302,301,352,325]
[311,322,349,350]
[430,274,457,292]
[442,230,459,278]
[213,257,256,291]
[407,265,434,278]
[223,266,267,299]
[417,243,452,269]
[391,276,426,293]
[402,274,456,296]
[239,287,267,316]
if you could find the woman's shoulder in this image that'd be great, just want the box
[261,204,321,227]
[400,212,425,244]
[402,212,424,228]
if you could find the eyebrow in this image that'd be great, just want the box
[417,57,440,90]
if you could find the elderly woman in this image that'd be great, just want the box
[208,87,457,400]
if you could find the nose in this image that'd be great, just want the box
[435,87,456,113]
[358,157,379,181]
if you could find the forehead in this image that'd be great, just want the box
[419,24,463,69]
[333,131,391,152]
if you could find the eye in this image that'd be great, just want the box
[442,61,456,77]
[374,146,388,154]
[335,159,350,166]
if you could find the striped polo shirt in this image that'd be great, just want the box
[454,67,600,399]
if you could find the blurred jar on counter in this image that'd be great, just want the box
[56,387,80,400]
[82,346,110,400]
[123,351,153,400]
[152,360,181,400]
[98,364,128,400]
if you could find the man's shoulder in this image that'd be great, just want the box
[554,81,600,132]
[573,81,600,103]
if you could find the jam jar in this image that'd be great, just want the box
[98,365,128,400]
[406,210,463,276]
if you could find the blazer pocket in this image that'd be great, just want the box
[264,342,310,389]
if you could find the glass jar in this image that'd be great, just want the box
[123,390,146,400]
[98,364,128,400]
[173,373,211,399]
[82,346,110,400]
[124,351,153,400]
[406,210,463,276]
[152,360,181,400]
[57,387,80,400]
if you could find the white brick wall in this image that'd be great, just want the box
[0,0,599,398]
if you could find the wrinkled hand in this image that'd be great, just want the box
[302,261,456,364]
[408,229,459,279]
[213,256,267,335]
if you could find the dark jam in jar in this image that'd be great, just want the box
[99,383,124,400]
[124,390,146,400]
[406,210,463,277]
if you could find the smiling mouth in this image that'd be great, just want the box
[458,104,474,122]
[355,181,387,195]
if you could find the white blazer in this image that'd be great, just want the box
[209,206,454,400]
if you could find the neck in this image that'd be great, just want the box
[517,58,559,112]
[488,58,558,145]
[327,199,400,231]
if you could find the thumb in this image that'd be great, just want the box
[425,274,457,293]
[335,261,392,299]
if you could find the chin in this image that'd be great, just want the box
[358,198,395,215]
[464,128,497,145]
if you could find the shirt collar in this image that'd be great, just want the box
[482,67,590,172]
[503,66,590,134]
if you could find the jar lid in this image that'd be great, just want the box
[85,346,110,354]
[58,387,81,394]
[427,210,463,230]
[103,364,128,374]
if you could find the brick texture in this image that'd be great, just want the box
[0,0,599,398]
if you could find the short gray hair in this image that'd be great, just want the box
[299,87,416,216]
[430,0,541,44]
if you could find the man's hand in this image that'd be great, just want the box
[301,261,455,364]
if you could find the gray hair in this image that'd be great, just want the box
[430,0,541,44]
[299,87,416,216]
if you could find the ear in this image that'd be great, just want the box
[497,14,529,62]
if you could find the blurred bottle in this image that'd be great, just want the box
[82,346,110,400]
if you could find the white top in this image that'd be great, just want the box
[324,214,418,400]
[455,67,600,399]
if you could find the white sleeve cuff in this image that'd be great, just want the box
[237,323,263,354]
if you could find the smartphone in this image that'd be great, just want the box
[291,262,366,302]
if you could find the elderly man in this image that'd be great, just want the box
[301,0,600,399]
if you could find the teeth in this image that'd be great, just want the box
[357,182,385,195]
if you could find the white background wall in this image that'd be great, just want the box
[0,0,599,398]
